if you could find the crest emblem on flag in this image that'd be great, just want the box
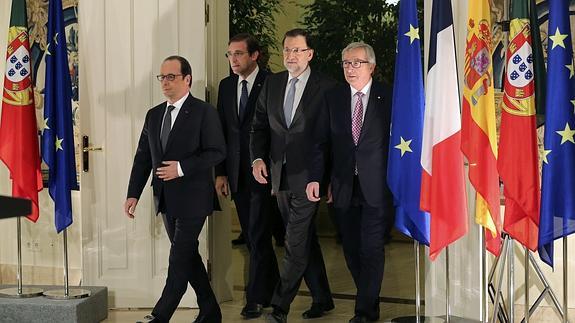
[503,22,535,116]
[3,29,32,106]
[465,19,492,105]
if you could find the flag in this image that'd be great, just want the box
[42,0,78,233]
[538,0,575,267]
[0,0,43,222]
[420,0,468,260]
[461,0,502,256]
[388,0,430,246]
[530,0,546,125]
[498,0,540,251]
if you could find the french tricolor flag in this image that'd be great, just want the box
[420,0,468,260]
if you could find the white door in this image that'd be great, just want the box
[78,0,207,308]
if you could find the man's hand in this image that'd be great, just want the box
[215,176,229,197]
[156,161,179,181]
[124,198,138,218]
[252,159,269,184]
[326,183,333,203]
[306,182,321,202]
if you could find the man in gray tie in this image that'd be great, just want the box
[251,29,336,323]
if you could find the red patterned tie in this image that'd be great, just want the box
[351,92,364,146]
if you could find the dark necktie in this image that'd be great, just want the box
[239,80,248,122]
[284,78,298,127]
[161,105,176,151]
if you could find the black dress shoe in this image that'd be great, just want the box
[136,314,160,323]
[301,302,335,319]
[349,315,369,323]
[267,309,287,323]
[241,303,263,319]
[232,232,246,245]
[192,313,222,323]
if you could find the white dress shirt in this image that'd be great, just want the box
[162,92,189,177]
[350,78,373,125]
[285,66,312,122]
[236,65,259,114]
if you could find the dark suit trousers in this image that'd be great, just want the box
[335,176,388,320]
[272,189,333,313]
[152,212,221,323]
[232,175,280,305]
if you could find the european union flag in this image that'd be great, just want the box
[539,0,575,267]
[41,0,78,233]
[387,0,430,245]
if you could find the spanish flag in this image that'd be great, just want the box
[461,0,502,256]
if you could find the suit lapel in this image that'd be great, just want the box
[230,75,240,126]
[290,70,318,127]
[241,71,265,127]
[358,82,382,145]
[164,94,193,153]
[276,72,289,129]
[340,88,353,143]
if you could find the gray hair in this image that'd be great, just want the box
[341,42,376,65]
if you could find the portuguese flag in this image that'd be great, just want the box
[0,0,43,222]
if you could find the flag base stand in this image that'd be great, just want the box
[43,288,91,300]
[0,287,43,298]
[43,229,91,300]
[0,217,44,298]
[390,315,444,323]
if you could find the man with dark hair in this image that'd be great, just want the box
[215,33,280,319]
[125,55,226,323]
[307,42,394,323]
[251,28,335,323]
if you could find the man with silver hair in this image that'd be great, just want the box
[307,41,394,323]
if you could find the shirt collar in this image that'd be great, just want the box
[288,66,311,85]
[167,92,189,110]
[239,65,259,85]
[350,78,373,97]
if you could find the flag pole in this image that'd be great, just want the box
[524,247,529,323]
[563,237,568,323]
[0,217,43,298]
[490,235,509,323]
[391,241,440,323]
[446,246,450,323]
[481,228,488,323]
[508,236,515,323]
[43,228,90,299]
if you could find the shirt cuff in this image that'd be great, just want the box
[252,158,263,167]
[177,162,184,177]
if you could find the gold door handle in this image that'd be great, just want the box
[82,147,103,153]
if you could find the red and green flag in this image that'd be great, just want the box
[0,0,43,222]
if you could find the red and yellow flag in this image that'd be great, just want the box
[0,0,43,222]
[461,0,502,256]
[498,0,540,251]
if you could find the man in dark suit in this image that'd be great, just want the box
[251,29,335,323]
[306,42,394,323]
[214,33,279,319]
[124,56,226,323]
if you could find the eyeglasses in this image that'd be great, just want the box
[225,51,248,58]
[342,60,370,68]
[156,74,184,81]
[282,47,311,55]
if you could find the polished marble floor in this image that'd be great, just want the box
[105,232,425,323]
